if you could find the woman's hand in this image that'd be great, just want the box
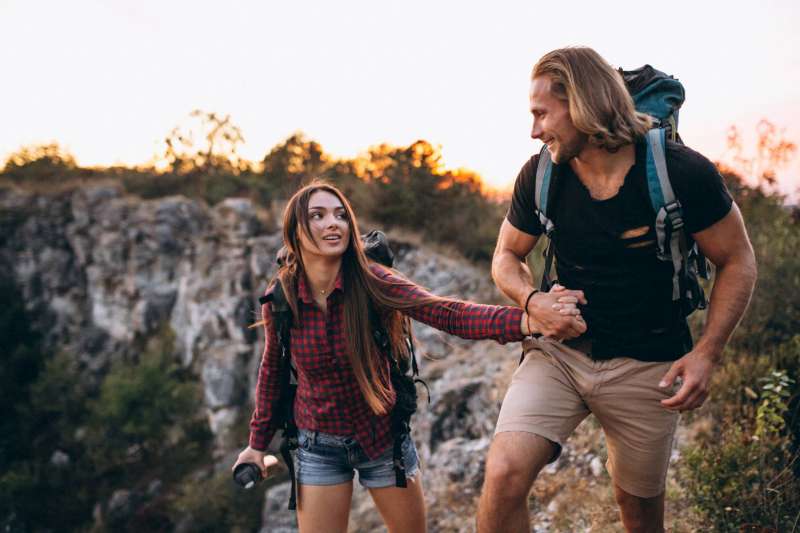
[232,446,279,479]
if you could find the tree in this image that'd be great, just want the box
[1,142,78,182]
[364,140,446,228]
[159,110,248,176]
[723,119,797,189]
[260,132,328,198]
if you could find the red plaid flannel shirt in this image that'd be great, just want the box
[249,264,523,459]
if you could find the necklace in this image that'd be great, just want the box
[316,279,336,296]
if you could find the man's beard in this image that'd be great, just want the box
[551,133,587,164]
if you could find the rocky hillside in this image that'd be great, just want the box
[0,184,696,532]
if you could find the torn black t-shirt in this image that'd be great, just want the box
[507,138,733,361]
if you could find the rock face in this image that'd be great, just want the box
[0,184,542,531]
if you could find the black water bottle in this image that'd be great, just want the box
[233,463,263,489]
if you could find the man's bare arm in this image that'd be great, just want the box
[660,203,757,410]
[691,203,757,360]
[491,219,540,306]
[492,219,587,339]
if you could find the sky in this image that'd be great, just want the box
[1,0,798,197]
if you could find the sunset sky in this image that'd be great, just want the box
[1,0,798,197]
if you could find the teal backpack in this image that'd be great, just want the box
[534,65,709,317]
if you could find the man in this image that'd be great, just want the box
[477,47,757,532]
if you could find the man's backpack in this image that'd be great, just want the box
[534,65,709,318]
[257,230,424,510]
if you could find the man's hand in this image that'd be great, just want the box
[527,284,588,340]
[659,350,718,411]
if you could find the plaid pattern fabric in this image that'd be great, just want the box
[249,264,524,458]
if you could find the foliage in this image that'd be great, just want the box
[0,276,43,467]
[715,121,800,353]
[0,286,213,532]
[1,142,80,182]
[756,370,795,440]
[259,132,327,201]
[84,328,211,489]
[678,122,800,531]
[682,363,800,532]
[718,169,800,353]
[159,109,249,177]
[2,112,510,261]
[171,470,264,533]
[0,293,94,532]
[358,140,504,261]
[724,119,797,187]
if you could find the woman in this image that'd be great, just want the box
[233,182,544,533]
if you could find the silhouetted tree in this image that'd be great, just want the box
[260,133,327,198]
[1,142,78,182]
[724,119,797,188]
[160,110,248,176]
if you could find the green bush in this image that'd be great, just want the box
[1,142,79,182]
[724,172,800,353]
[84,328,212,491]
[171,470,264,533]
[1,341,94,530]
[0,302,214,531]
[682,366,799,531]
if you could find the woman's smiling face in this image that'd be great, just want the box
[298,190,351,259]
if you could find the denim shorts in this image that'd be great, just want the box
[296,429,420,488]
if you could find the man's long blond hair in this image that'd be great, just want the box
[532,47,652,151]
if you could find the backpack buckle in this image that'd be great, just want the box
[536,210,555,237]
[664,201,684,231]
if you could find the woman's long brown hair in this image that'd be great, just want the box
[260,181,443,415]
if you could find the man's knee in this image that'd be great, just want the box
[484,454,532,501]
[483,432,554,500]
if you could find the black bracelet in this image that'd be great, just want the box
[523,289,538,337]
[524,288,539,311]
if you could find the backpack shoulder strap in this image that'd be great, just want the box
[645,128,687,302]
[259,282,293,356]
[534,146,555,236]
[533,146,558,291]
[644,128,677,211]
[258,282,298,510]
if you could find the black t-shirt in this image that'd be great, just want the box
[507,138,733,361]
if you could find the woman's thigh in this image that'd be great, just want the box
[295,430,357,532]
[368,472,426,533]
[357,434,425,532]
[297,481,353,533]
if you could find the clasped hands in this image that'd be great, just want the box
[525,284,587,340]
